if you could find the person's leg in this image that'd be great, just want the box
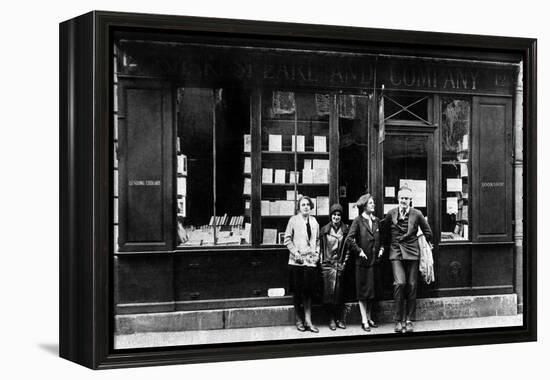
[404,260,419,331]
[366,300,378,327]
[303,296,318,332]
[327,304,337,330]
[391,260,407,332]
[358,300,368,324]
[293,294,305,331]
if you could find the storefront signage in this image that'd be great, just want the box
[128,180,161,186]
[119,42,515,95]
[481,181,505,188]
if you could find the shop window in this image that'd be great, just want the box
[440,98,471,241]
[260,91,330,244]
[338,94,370,221]
[177,87,252,246]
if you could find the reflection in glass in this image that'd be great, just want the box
[441,99,470,241]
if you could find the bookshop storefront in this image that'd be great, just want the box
[113,32,522,317]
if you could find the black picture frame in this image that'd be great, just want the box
[59,10,537,369]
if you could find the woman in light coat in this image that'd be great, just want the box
[284,196,320,333]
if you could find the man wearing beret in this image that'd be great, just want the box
[380,185,432,333]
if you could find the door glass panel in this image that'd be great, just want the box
[441,99,471,241]
[383,135,428,217]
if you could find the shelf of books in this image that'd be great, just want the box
[260,91,331,245]
[441,134,470,242]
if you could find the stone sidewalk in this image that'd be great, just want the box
[115,314,523,349]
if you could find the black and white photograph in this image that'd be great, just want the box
[109,14,531,351]
[4,0,548,378]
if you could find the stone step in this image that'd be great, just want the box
[116,294,517,334]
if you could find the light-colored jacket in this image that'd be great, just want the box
[284,214,320,267]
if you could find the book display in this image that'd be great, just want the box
[260,91,331,245]
[176,88,252,246]
[441,99,470,241]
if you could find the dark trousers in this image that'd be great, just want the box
[391,259,419,322]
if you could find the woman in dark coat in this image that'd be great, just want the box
[319,204,350,330]
[346,194,384,332]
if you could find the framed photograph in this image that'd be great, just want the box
[59,11,537,369]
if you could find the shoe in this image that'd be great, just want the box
[405,321,414,333]
[367,319,378,328]
[296,320,306,332]
[336,320,346,329]
[361,323,371,332]
[305,324,319,333]
[329,319,337,331]
[394,321,403,333]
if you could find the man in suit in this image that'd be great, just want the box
[380,185,432,333]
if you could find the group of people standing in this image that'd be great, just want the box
[283,186,432,334]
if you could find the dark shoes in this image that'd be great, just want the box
[361,323,371,332]
[394,321,404,333]
[305,324,319,333]
[296,320,306,332]
[336,320,346,329]
[404,321,414,333]
[329,319,337,331]
[367,319,378,328]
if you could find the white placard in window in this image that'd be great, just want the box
[274,169,286,184]
[313,135,327,152]
[399,179,426,208]
[268,134,282,151]
[244,156,251,174]
[385,186,395,198]
[262,168,273,183]
[348,202,358,220]
[291,135,305,152]
[302,169,314,184]
[243,178,251,195]
[446,197,458,214]
[243,134,251,152]
[312,159,330,169]
[460,164,468,178]
[447,178,462,192]
[316,196,329,215]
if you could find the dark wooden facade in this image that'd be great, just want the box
[113,34,519,314]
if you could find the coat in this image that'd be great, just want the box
[319,222,349,304]
[346,214,381,267]
[284,214,320,267]
[319,222,350,267]
[381,207,432,261]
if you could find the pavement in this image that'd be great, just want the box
[114,314,523,349]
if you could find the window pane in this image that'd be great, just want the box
[260,91,330,245]
[441,99,471,241]
[177,87,215,246]
[338,94,369,221]
[215,88,252,246]
[383,135,429,216]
